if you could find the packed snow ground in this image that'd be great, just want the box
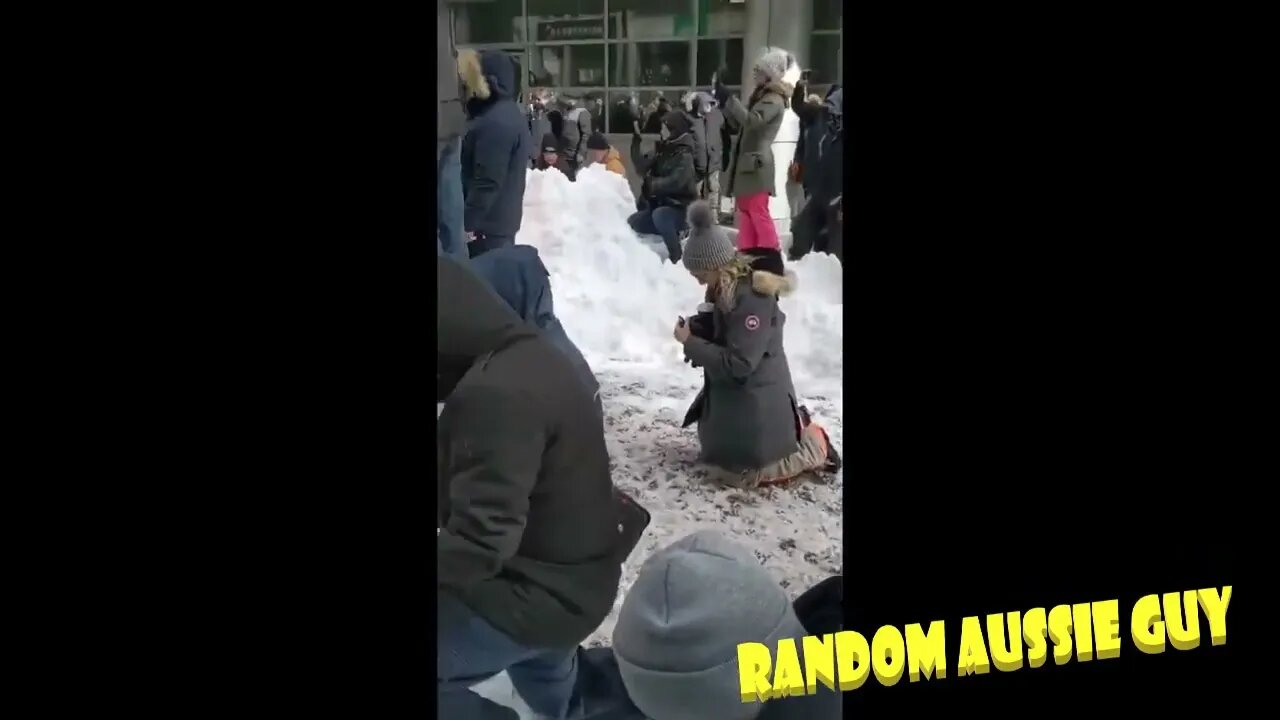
[520,164,844,645]
[460,165,843,715]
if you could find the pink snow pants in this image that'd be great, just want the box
[734,191,779,251]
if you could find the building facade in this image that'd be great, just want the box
[448,0,843,134]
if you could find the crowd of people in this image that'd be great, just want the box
[438,1,843,716]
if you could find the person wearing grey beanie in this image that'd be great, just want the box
[672,202,840,489]
[607,531,842,719]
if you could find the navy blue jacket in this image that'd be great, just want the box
[467,245,602,418]
[461,52,532,238]
[807,88,843,205]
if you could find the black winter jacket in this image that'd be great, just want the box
[527,106,555,163]
[437,256,621,648]
[634,132,699,209]
[806,88,843,205]
[460,51,533,238]
[792,84,841,196]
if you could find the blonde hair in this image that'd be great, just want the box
[708,255,754,311]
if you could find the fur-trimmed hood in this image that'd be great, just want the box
[752,270,797,298]
[457,48,517,105]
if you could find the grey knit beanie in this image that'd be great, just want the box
[681,201,737,273]
[612,531,807,720]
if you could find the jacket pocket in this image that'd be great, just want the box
[740,151,766,172]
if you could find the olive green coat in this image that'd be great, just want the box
[723,81,791,198]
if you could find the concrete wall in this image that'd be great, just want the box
[602,132,652,200]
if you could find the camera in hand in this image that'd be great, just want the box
[688,303,716,343]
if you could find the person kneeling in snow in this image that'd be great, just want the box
[437,255,623,719]
[628,111,699,264]
[674,201,840,489]
[573,531,843,719]
[466,244,602,418]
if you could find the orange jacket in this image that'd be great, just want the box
[602,147,625,176]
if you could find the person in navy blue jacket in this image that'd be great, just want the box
[457,49,533,258]
[466,245,602,419]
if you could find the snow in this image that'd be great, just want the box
[453,165,843,716]
[519,165,844,646]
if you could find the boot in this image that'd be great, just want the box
[800,405,841,473]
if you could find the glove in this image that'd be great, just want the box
[712,66,731,107]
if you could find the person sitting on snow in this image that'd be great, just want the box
[535,132,576,180]
[466,244,602,418]
[437,255,624,719]
[673,201,840,488]
[628,111,699,264]
[572,531,843,719]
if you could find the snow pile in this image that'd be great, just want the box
[521,164,844,402]
[467,165,844,716]
[517,164,844,647]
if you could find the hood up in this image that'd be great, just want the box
[824,87,843,116]
[824,87,843,135]
[457,48,518,112]
[465,245,556,328]
[437,254,537,399]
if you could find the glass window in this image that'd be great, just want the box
[813,0,843,32]
[530,44,606,86]
[609,41,692,87]
[697,0,746,37]
[696,38,742,86]
[608,90,686,133]
[528,0,606,42]
[449,0,526,45]
[810,34,842,85]
[608,0,696,40]
[585,92,608,133]
[605,91,643,134]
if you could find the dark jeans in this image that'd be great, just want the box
[789,195,832,261]
[627,205,686,263]
[438,592,580,719]
[468,233,514,258]
[437,138,466,258]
